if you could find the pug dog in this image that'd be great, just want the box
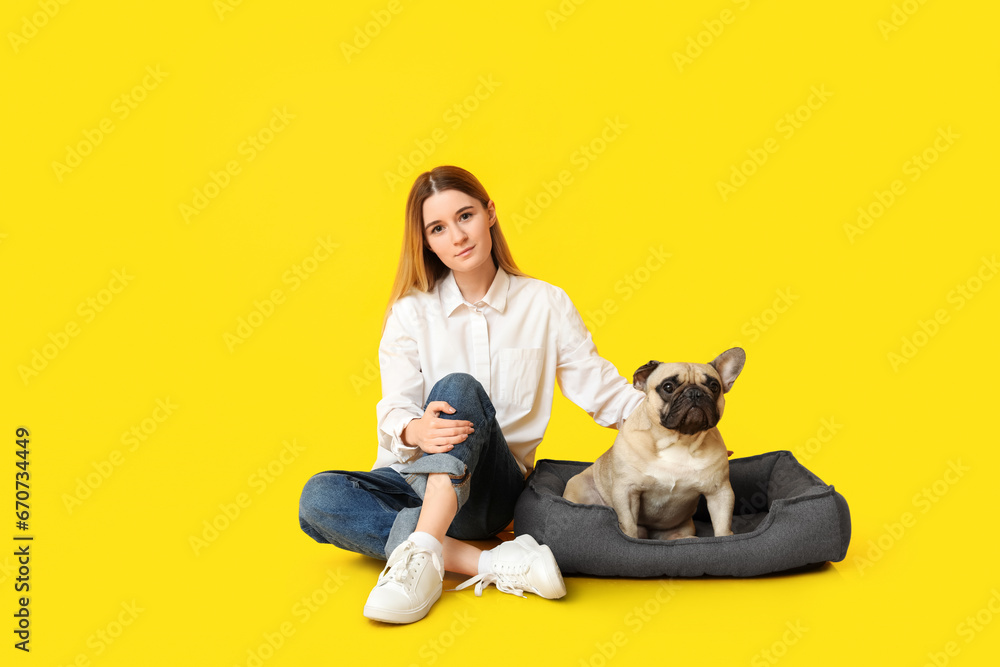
[563,348,745,540]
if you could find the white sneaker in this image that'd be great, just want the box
[363,539,444,624]
[453,534,566,599]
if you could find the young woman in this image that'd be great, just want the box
[298,165,646,624]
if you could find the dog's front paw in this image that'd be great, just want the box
[619,524,640,539]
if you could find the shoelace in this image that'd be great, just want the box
[451,561,532,598]
[377,543,419,588]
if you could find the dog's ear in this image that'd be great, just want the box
[709,347,745,393]
[633,360,661,391]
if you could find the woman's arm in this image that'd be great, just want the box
[552,288,645,429]
[375,305,427,462]
[376,304,474,460]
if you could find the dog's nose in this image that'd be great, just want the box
[684,386,704,400]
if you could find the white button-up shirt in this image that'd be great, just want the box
[373,265,646,475]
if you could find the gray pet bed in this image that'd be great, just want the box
[513,450,850,577]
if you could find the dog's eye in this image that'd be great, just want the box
[708,379,720,394]
[662,382,674,394]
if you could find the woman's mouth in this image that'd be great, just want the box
[456,246,475,257]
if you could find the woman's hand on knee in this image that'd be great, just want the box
[403,401,475,453]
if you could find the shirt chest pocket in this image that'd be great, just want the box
[497,348,544,409]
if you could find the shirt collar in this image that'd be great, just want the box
[439,265,510,316]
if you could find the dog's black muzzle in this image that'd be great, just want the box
[660,386,720,435]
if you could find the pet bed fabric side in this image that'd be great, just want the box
[513,451,851,577]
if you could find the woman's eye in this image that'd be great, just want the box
[459,212,472,221]
[431,225,443,234]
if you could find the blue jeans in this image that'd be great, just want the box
[298,373,525,559]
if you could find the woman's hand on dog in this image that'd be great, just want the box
[403,401,474,454]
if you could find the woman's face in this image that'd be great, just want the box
[422,189,496,274]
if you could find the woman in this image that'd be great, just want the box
[298,165,645,624]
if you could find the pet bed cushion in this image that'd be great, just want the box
[513,450,851,577]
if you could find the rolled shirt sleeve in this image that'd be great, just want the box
[375,305,425,463]
[553,289,646,429]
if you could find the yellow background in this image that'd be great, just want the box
[3,1,998,665]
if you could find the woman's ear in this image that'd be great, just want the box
[487,199,496,225]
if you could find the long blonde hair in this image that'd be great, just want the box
[382,166,528,333]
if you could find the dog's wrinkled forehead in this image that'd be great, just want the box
[647,363,720,390]
[633,361,722,396]
[633,348,745,395]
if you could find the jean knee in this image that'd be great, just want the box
[427,373,493,422]
[430,372,482,398]
[299,472,346,521]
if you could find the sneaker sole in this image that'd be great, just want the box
[535,543,567,599]
[515,534,567,599]
[363,586,442,624]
